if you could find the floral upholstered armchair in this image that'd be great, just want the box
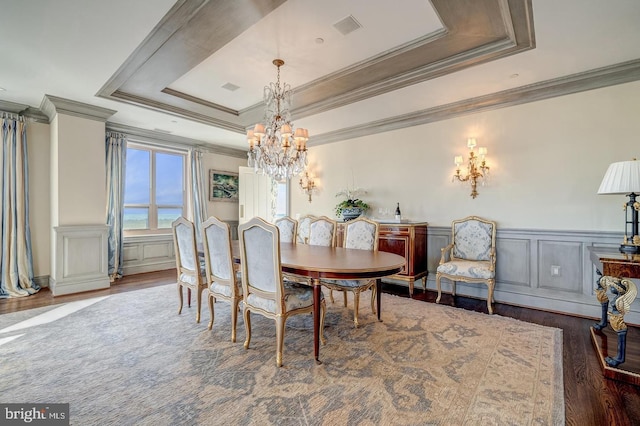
[436,216,497,314]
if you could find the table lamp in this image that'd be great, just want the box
[598,159,640,254]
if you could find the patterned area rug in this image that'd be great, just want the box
[0,284,564,425]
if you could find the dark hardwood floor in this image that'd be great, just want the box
[1,270,639,425]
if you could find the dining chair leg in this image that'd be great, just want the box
[207,293,215,330]
[353,292,360,328]
[177,284,184,315]
[243,308,252,349]
[195,287,202,323]
[320,300,327,345]
[187,288,191,307]
[275,316,285,367]
[370,286,376,314]
[342,290,348,307]
[329,289,335,303]
[231,299,240,343]
[435,273,442,304]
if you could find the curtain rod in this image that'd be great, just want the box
[1,111,24,121]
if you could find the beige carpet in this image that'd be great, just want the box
[0,284,564,425]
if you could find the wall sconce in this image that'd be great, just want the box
[453,138,490,198]
[598,158,640,254]
[299,171,316,203]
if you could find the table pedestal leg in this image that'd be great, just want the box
[376,278,382,322]
[313,279,322,365]
[594,274,638,367]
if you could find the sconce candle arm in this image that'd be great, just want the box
[299,171,316,203]
[453,145,490,198]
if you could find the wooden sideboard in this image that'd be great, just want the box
[337,221,428,296]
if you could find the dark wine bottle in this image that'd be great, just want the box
[395,203,401,220]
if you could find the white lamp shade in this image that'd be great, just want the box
[598,160,640,194]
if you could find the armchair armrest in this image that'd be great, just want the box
[489,248,497,271]
[439,243,454,265]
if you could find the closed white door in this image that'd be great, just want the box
[239,167,274,224]
[238,167,289,224]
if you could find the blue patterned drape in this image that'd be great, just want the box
[105,132,127,281]
[0,113,38,298]
[189,148,208,243]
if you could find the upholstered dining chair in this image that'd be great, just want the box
[172,217,208,323]
[201,216,243,342]
[275,216,298,244]
[308,216,337,247]
[286,216,338,286]
[238,216,326,367]
[436,215,497,314]
[321,217,380,327]
[296,214,316,244]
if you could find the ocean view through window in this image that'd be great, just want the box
[124,144,186,234]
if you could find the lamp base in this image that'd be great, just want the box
[619,244,640,254]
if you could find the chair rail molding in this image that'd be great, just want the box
[51,225,110,296]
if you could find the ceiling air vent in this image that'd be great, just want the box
[333,15,362,36]
[221,82,240,92]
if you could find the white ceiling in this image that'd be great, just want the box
[1,0,639,152]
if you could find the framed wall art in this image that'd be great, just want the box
[209,169,239,202]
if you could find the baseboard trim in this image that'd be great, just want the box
[49,276,110,296]
[123,262,175,276]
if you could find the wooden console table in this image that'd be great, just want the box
[337,222,428,296]
[588,247,640,385]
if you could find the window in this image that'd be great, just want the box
[273,181,289,220]
[123,143,186,234]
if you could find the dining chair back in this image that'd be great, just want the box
[172,216,207,323]
[201,216,243,341]
[308,216,337,247]
[275,216,297,244]
[238,217,326,366]
[322,217,380,327]
[296,214,316,244]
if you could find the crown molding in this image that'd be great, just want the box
[106,122,247,158]
[310,58,640,146]
[40,95,116,122]
[109,90,245,133]
[0,99,29,114]
[98,0,534,132]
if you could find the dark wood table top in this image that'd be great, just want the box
[231,241,405,281]
[278,242,405,281]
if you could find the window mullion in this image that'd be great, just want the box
[150,151,158,230]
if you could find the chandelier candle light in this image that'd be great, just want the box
[453,138,490,198]
[246,59,309,181]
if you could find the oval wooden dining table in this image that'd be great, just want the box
[232,241,406,364]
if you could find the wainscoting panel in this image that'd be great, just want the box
[537,240,583,293]
[123,235,175,276]
[121,220,238,276]
[417,226,639,325]
[51,225,110,296]
[495,238,531,287]
[426,233,449,272]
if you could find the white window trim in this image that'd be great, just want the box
[124,141,188,237]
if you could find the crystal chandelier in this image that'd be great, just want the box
[246,59,309,181]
